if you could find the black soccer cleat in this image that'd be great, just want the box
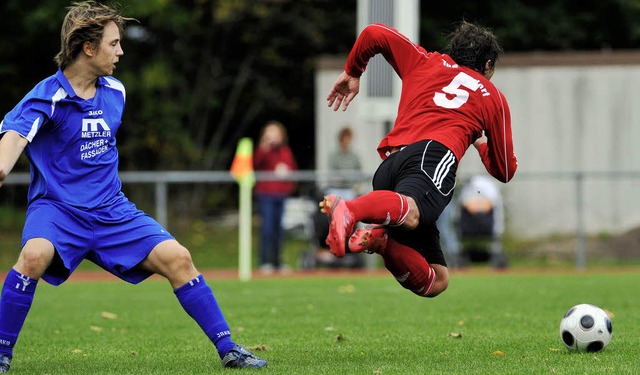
[0,354,11,373]
[221,344,267,369]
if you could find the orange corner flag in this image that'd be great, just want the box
[230,137,255,186]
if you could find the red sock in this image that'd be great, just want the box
[381,238,436,297]
[346,191,409,226]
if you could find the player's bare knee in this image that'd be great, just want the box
[402,212,420,230]
[425,280,449,298]
[425,265,449,297]
[15,244,54,278]
[397,208,419,230]
[400,197,420,230]
[144,241,197,279]
[168,245,195,272]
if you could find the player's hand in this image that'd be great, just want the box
[0,170,6,188]
[473,134,488,150]
[326,71,360,112]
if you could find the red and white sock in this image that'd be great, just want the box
[347,191,409,226]
[381,238,436,297]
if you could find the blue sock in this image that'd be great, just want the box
[0,269,38,358]
[174,274,235,358]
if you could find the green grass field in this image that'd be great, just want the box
[7,269,639,374]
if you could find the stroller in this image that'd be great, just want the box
[457,175,508,269]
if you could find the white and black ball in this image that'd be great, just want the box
[559,303,612,352]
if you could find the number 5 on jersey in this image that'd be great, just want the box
[433,72,481,109]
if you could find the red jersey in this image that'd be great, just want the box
[253,145,297,196]
[345,23,518,182]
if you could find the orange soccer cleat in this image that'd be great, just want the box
[319,194,355,258]
[348,225,389,254]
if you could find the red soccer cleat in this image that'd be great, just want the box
[319,194,355,258]
[348,225,388,254]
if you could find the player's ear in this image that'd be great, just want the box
[483,60,495,80]
[484,60,494,72]
[83,41,95,57]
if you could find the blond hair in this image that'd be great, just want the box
[54,1,135,69]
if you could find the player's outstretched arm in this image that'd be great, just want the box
[0,131,28,188]
[326,71,360,112]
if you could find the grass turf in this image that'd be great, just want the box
[8,269,640,374]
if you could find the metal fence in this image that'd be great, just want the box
[502,170,640,268]
[2,170,371,228]
[4,169,640,268]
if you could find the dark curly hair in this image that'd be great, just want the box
[443,21,503,74]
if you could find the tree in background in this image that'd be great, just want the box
[0,0,357,173]
[420,0,640,51]
[1,0,639,212]
[0,0,357,212]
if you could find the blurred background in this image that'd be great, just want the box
[1,0,640,271]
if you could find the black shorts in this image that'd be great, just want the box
[372,140,458,266]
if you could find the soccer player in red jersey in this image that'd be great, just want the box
[322,21,518,297]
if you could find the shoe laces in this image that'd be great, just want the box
[223,346,265,368]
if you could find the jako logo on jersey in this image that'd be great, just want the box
[82,118,111,138]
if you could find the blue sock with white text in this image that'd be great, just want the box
[174,274,235,358]
[0,269,38,358]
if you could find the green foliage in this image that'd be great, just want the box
[419,0,640,51]
[0,0,357,175]
[113,0,358,173]
[12,271,640,374]
[2,0,640,212]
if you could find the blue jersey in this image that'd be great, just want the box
[1,69,126,209]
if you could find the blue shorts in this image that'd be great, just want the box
[22,197,175,285]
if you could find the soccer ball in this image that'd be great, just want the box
[559,304,613,352]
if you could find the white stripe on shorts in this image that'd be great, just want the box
[433,150,455,189]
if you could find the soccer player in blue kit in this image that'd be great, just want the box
[0,1,266,372]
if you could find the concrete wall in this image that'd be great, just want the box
[315,57,387,179]
[315,52,640,238]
